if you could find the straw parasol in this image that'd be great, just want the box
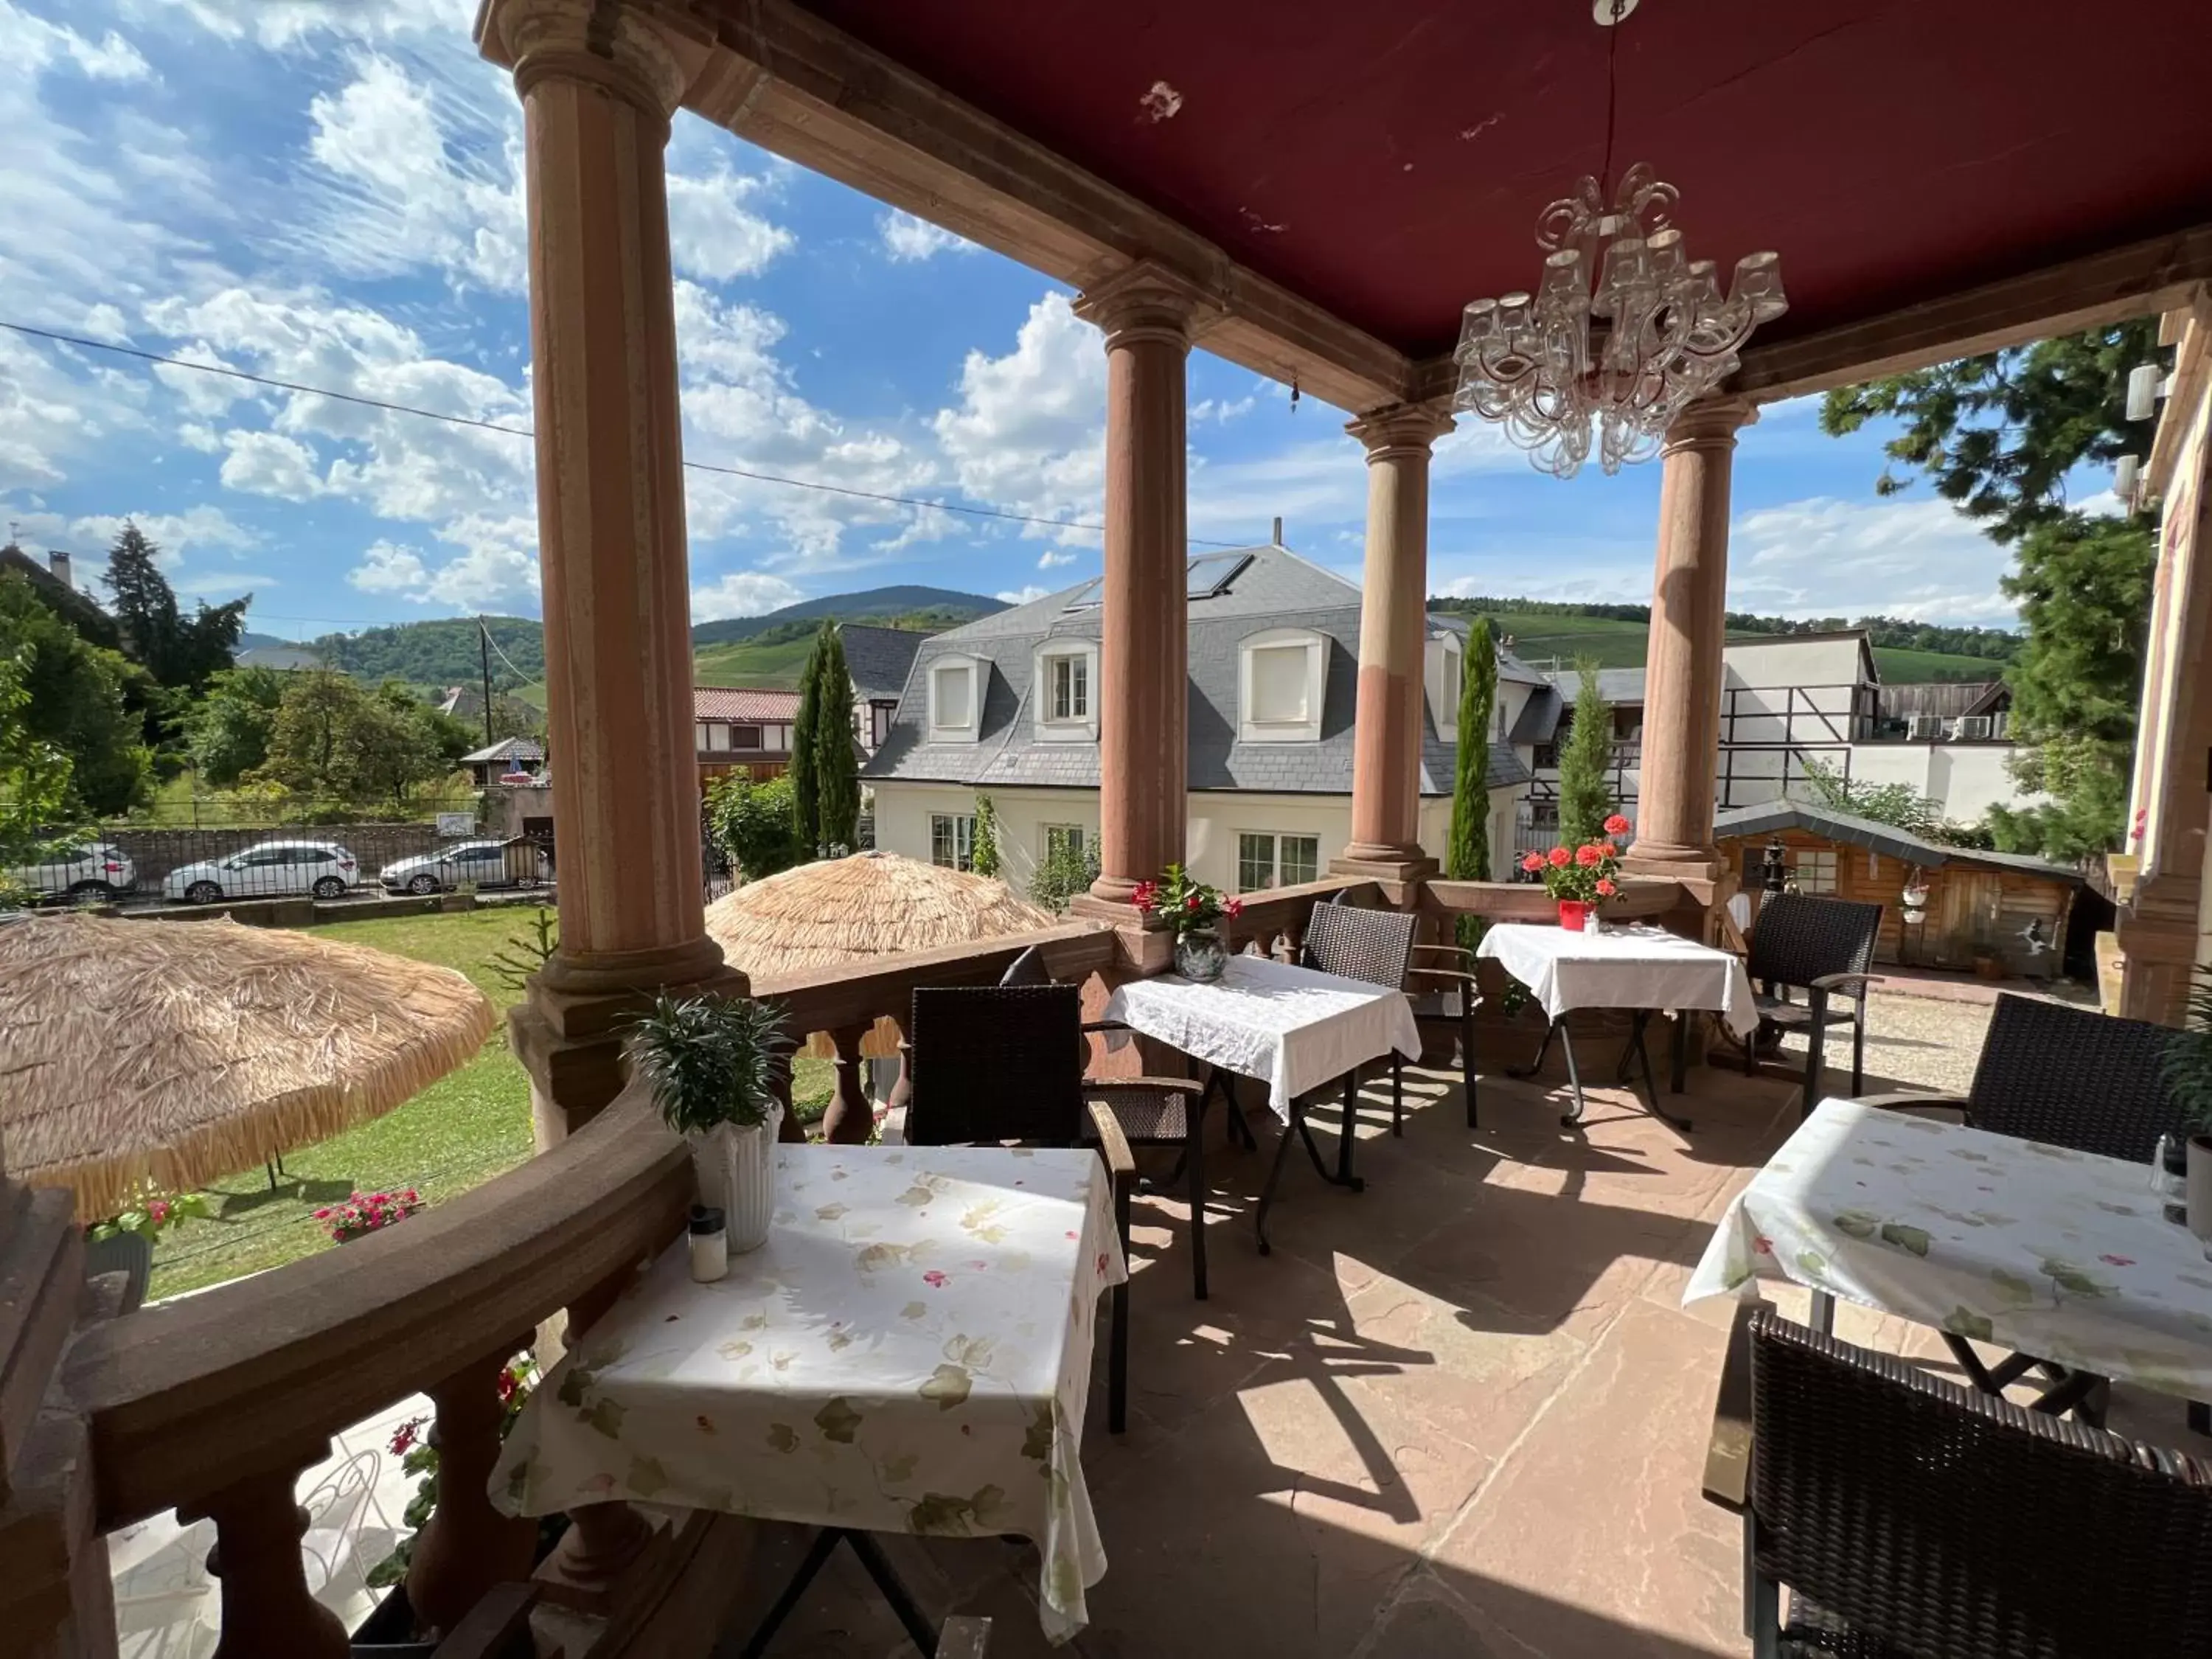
[0,913,498,1221]
[703,851,1057,1057]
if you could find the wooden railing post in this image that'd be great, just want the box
[818,1023,873,1144]
[406,1349,538,1637]
[534,1271,653,1613]
[769,1049,805,1144]
[187,1458,349,1659]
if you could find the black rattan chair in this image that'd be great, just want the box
[1739,893,1884,1110]
[906,984,1203,1431]
[1300,900,1423,1133]
[1705,1301,2212,1659]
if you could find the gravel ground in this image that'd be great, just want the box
[1770,983,2098,1097]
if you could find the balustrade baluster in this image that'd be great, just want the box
[770,1047,805,1144]
[535,1271,653,1612]
[406,1348,538,1636]
[818,1023,874,1144]
[186,1459,349,1659]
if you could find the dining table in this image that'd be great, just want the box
[1686,1098,2212,1409]
[1476,921,1760,1133]
[1099,952,1422,1294]
[487,1143,1126,1652]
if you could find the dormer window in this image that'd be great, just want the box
[1239,627,1327,743]
[928,654,983,743]
[1425,631,1464,740]
[1032,641,1100,742]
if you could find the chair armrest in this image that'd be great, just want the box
[1084,1100,1136,1179]
[1093,1076,1205,1097]
[434,1583,538,1658]
[1809,972,1878,994]
[1411,943,1473,961]
[1082,1019,1130,1034]
[1851,1090,1968,1121]
[1703,1298,1764,1515]
[1405,966,1483,988]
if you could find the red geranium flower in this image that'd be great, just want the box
[389,1416,426,1456]
[1225,897,1244,918]
[922,1269,947,1287]
[1595,877,1618,897]
[1185,891,1202,911]
[1520,851,1545,872]
[1545,846,1571,868]
[1604,813,1630,835]
[1575,844,1601,867]
[1131,880,1158,914]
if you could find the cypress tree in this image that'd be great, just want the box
[1445,620,1498,950]
[789,621,830,854]
[1554,659,1615,846]
[811,622,859,854]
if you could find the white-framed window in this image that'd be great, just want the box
[1032,641,1099,741]
[1791,848,1838,894]
[702,721,731,751]
[1238,627,1328,742]
[1043,823,1087,860]
[928,655,984,742]
[1425,632,1464,740]
[1236,831,1321,892]
[931,813,976,872]
[733,724,762,751]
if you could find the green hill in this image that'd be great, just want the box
[692,631,824,689]
[307,615,547,690]
[689,585,1004,647]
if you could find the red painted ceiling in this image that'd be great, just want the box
[794,0,2212,358]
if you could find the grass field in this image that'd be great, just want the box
[126,773,481,828]
[1460,607,2007,684]
[144,908,834,1300]
[690,633,821,689]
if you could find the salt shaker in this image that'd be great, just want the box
[689,1203,728,1283]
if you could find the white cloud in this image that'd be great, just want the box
[932,291,1104,547]
[1037,549,1077,569]
[220,429,327,500]
[347,540,432,597]
[879,210,976,263]
[1191,395,1256,424]
[667,168,795,281]
[691,569,805,622]
[995,585,1049,605]
[61,507,259,560]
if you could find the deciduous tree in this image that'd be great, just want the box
[0,571,150,816]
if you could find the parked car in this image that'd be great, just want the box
[162,841,360,905]
[379,839,546,895]
[3,841,136,902]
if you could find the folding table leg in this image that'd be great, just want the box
[1557,1021,1590,1127]
[1256,1101,1303,1256]
[1625,1012,1694,1135]
[1669,1012,1688,1094]
[1335,1067,1364,1191]
[1187,1092,1209,1302]
[845,1530,942,1657]
[731,1526,845,1659]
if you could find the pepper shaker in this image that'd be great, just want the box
[689,1203,728,1283]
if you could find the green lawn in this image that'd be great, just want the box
[145,908,834,1301]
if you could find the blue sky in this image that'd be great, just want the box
[1,0,2041,642]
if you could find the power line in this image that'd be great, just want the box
[4,319,1251,548]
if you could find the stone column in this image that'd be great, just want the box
[1071,263,1209,911]
[482,0,745,1140]
[1620,395,1758,898]
[1337,403,1455,880]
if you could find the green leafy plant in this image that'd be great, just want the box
[970,793,1001,877]
[2163,967,2212,1135]
[87,1189,212,1242]
[1029,838,1099,914]
[489,906,559,994]
[705,771,805,881]
[317,1188,422,1244]
[1132,864,1242,936]
[627,993,788,1134]
[369,1353,546,1590]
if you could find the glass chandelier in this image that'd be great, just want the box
[1451,5,1787,478]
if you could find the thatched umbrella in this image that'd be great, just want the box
[704,852,1057,1057]
[0,914,498,1221]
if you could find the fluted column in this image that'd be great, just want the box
[483,0,745,1138]
[1339,403,1454,876]
[1073,263,1208,908]
[1621,396,1758,888]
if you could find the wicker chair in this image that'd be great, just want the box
[1299,900,1433,1133]
[1739,893,1884,1110]
[906,984,1202,1431]
[1705,1301,2212,1659]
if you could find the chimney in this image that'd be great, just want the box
[47,551,72,589]
[1270,515,1284,546]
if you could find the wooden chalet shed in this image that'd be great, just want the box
[1714,801,2084,979]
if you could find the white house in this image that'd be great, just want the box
[861,543,1534,893]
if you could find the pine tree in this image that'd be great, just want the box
[1554,661,1615,846]
[99,521,245,693]
[1446,620,1498,950]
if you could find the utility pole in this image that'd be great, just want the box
[478,616,496,748]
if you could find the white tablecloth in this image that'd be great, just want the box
[488,1145,1126,1641]
[1476,922,1759,1038]
[1098,953,1421,1120]
[1686,1099,2212,1399]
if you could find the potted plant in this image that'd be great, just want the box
[1517,815,1630,931]
[2164,968,2212,1237]
[629,993,788,1252]
[318,1189,423,1244]
[1133,864,1243,983]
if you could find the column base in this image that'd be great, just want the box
[1619,846,1725,909]
[1329,849,1439,883]
[2115,873,2202,1026]
[514,953,752,1145]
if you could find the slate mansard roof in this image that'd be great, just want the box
[861,544,1530,797]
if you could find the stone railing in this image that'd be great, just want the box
[1218,876,1377,960]
[1419,874,1686,930]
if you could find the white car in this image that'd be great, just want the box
[4,840,136,902]
[380,840,543,895]
[162,840,360,905]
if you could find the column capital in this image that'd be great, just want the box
[1345,400,1455,460]
[1661,394,1759,456]
[480,0,714,119]
[1074,260,1218,351]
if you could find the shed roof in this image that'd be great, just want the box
[1711,801,2082,884]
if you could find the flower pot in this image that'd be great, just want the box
[1557,900,1592,932]
[726,1111,780,1254]
[2188,1137,2212,1247]
[1175,928,1228,982]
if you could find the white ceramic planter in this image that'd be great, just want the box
[2188,1137,2212,1247]
[725,1110,781,1254]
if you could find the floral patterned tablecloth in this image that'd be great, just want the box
[1686,1099,2212,1399]
[489,1144,1127,1641]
